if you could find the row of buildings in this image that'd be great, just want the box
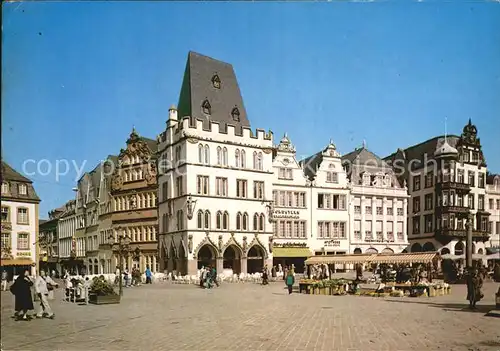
[2,51,499,277]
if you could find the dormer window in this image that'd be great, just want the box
[212,74,221,89]
[362,172,371,186]
[18,184,27,195]
[1,182,9,194]
[231,107,240,122]
[202,99,211,115]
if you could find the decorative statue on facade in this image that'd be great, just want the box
[264,200,275,223]
[242,236,248,253]
[186,196,197,220]
[218,235,223,253]
[268,236,274,254]
[188,235,193,254]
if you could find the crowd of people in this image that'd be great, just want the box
[199,266,219,289]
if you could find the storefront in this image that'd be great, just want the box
[0,258,35,280]
[272,244,312,273]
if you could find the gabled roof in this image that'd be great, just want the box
[177,51,250,132]
[342,147,391,169]
[2,161,32,183]
[1,160,40,202]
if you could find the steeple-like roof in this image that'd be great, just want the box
[177,51,250,132]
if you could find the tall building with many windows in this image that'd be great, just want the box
[384,119,491,255]
[157,52,274,275]
[486,173,500,249]
[1,161,41,277]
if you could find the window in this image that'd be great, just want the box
[481,217,488,231]
[253,181,264,200]
[196,176,209,195]
[231,107,240,122]
[376,207,383,215]
[468,194,475,209]
[215,177,228,197]
[17,208,29,224]
[424,215,433,233]
[425,194,433,211]
[223,212,229,230]
[212,74,221,89]
[162,182,169,202]
[1,232,11,249]
[412,216,421,234]
[236,212,242,230]
[238,212,248,231]
[1,207,9,222]
[478,195,485,211]
[468,171,475,186]
[425,172,433,188]
[318,194,346,210]
[365,220,372,240]
[413,196,421,213]
[387,207,394,216]
[202,99,211,115]
[478,173,485,188]
[222,147,228,166]
[176,210,184,230]
[236,180,247,198]
[253,152,263,170]
[1,182,8,194]
[204,211,210,229]
[413,175,421,191]
[240,150,246,168]
[489,199,494,210]
[18,184,27,195]
[497,222,500,235]
[217,147,222,165]
[457,169,464,183]
[365,206,372,215]
[235,149,241,168]
[175,176,183,196]
[326,172,338,183]
[278,168,293,180]
[497,199,500,210]
[253,213,259,231]
[17,233,29,250]
[354,206,361,214]
[216,211,223,229]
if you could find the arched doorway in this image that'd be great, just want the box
[197,244,216,270]
[411,243,423,252]
[422,242,436,252]
[247,245,265,274]
[454,242,464,255]
[365,247,378,254]
[353,248,362,254]
[441,247,451,255]
[381,248,394,254]
[223,245,242,274]
[178,244,187,275]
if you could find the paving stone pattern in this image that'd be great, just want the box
[1,282,499,351]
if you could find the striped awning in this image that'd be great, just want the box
[305,254,375,265]
[369,252,439,264]
[273,247,312,258]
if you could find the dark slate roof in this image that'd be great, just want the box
[300,152,322,180]
[2,161,31,183]
[487,172,499,185]
[141,137,158,154]
[1,160,40,202]
[177,51,250,132]
[342,147,391,169]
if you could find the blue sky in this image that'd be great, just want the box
[3,2,500,217]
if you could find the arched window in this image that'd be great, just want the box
[243,212,248,231]
[253,151,258,170]
[204,144,210,164]
[236,212,242,230]
[259,213,265,231]
[217,147,222,165]
[202,99,211,115]
[198,144,204,163]
[223,211,229,230]
[241,150,246,168]
[177,210,184,230]
[197,210,203,229]
[222,147,228,166]
[235,149,240,168]
[231,107,240,122]
[216,211,222,229]
[257,152,263,170]
[253,213,259,231]
[212,74,221,89]
[204,211,210,229]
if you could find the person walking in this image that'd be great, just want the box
[466,267,484,310]
[145,265,152,284]
[285,269,295,295]
[262,265,269,285]
[1,270,8,291]
[211,266,219,288]
[10,269,34,321]
[34,269,57,319]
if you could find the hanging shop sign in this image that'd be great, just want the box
[272,209,300,219]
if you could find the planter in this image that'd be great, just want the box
[89,294,121,305]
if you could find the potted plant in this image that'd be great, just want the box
[89,276,120,305]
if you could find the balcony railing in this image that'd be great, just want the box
[436,228,490,240]
[435,181,471,193]
[437,205,470,215]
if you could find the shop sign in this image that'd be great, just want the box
[272,209,300,219]
[324,240,341,247]
[16,252,31,257]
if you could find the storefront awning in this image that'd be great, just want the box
[305,254,375,265]
[369,252,439,264]
[273,247,312,258]
[1,258,34,266]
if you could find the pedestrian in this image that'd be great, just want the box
[262,265,269,285]
[466,267,484,310]
[1,270,8,291]
[34,269,57,319]
[285,269,295,295]
[211,266,219,287]
[10,269,34,321]
[145,265,152,284]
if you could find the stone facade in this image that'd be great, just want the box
[486,174,500,249]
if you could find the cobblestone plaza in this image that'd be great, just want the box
[1,282,499,351]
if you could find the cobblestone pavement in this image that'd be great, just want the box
[1,281,499,351]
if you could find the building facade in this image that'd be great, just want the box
[39,206,65,273]
[158,52,274,276]
[486,173,500,249]
[384,119,491,255]
[1,161,41,277]
[342,146,409,254]
[57,200,77,273]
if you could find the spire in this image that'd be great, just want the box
[362,140,366,148]
[444,116,448,141]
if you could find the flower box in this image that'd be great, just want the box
[89,294,121,305]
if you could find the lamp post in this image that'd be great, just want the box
[108,227,131,296]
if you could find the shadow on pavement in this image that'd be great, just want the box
[383,299,496,316]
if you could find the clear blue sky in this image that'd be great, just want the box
[3,2,500,217]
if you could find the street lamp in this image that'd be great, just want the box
[108,227,131,296]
